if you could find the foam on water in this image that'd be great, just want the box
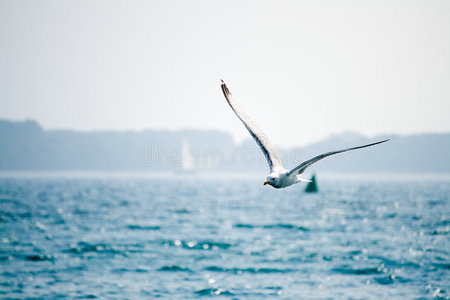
[0,174,449,299]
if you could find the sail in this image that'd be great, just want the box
[182,139,194,170]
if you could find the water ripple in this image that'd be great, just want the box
[195,288,235,296]
[126,224,161,230]
[234,223,309,231]
[62,242,122,254]
[205,266,295,274]
[158,265,193,272]
[164,239,234,250]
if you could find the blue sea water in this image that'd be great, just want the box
[0,173,449,299]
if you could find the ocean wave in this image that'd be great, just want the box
[111,267,150,273]
[195,288,235,296]
[332,266,383,275]
[430,226,449,235]
[158,265,193,272]
[234,223,309,231]
[24,254,54,262]
[172,207,200,214]
[164,239,233,250]
[126,224,161,230]
[205,266,294,274]
[62,242,122,254]
[373,274,409,285]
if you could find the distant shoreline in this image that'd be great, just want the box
[1,119,449,174]
[1,171,449,181]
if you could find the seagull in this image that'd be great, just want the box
[220,80,388,189]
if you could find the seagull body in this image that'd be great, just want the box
[220,80,388,189]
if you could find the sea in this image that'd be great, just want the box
[0,172,449,299]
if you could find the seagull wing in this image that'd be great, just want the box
[221,81,283,172]
[287,139,389,176]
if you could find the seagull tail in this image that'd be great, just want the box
[297,176,312,183]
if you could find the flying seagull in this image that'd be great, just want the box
[220,80,388,189]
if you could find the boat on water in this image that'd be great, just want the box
[304,174,318,193]
[180,139,195,173]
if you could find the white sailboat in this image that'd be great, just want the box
[181,139,195,172]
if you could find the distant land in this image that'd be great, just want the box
[1,119,449,173]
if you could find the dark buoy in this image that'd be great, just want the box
[304,174,318,193]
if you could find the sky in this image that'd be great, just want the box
[1,0,449,147]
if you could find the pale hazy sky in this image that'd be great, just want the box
[1,0,449,147]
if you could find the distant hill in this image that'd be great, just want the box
[0,119,234,172]
[283,131,450,174]
[0,119,449,173]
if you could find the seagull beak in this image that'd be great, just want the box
[263,180,269,185]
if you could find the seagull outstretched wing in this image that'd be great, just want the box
[287,139,389,176]
[221,80,283,172]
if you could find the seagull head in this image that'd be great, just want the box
[264,175,278,187]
